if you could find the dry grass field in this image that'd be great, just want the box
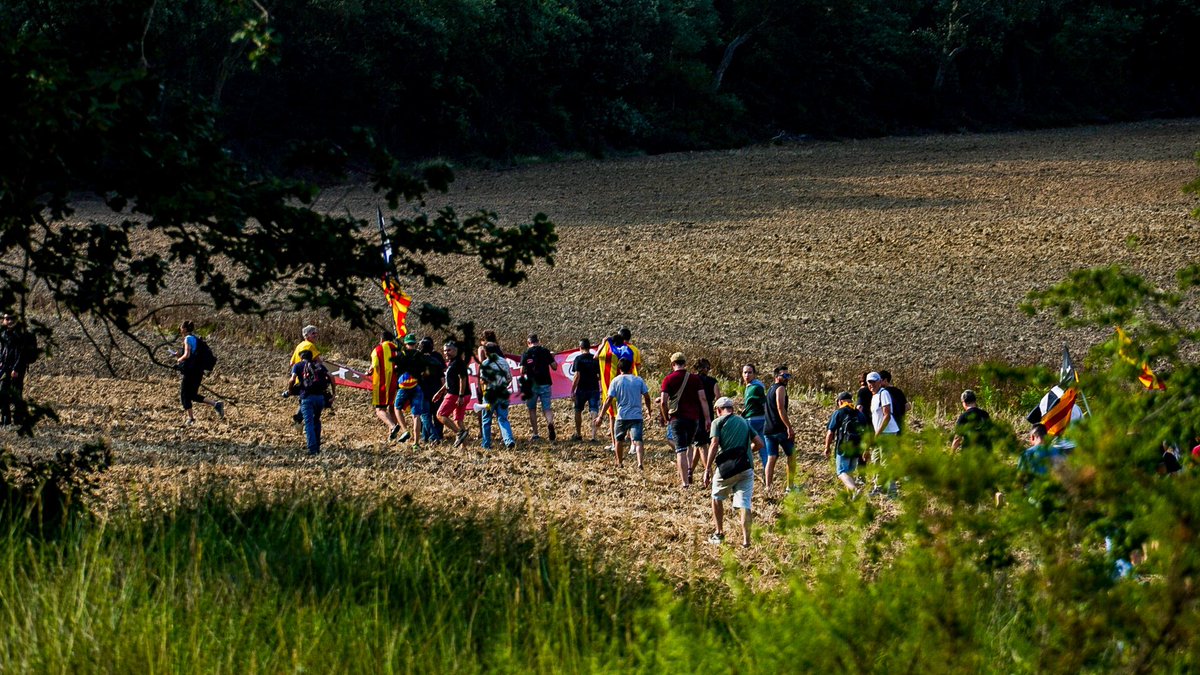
[7,119,1200,582]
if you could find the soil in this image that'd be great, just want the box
[6,119,1200,583]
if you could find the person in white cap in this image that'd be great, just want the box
[866,371,899,497]
[288,324,321,424]
[704,396,762,547]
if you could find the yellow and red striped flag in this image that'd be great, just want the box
[1027,385,1078,435]
[381,277,412,338]
[1115,327,1165,390]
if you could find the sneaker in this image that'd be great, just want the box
[184,418,195,426]
[398,431,412,443]
[306,448,319,456]
[530,434,542,443]
[569,433,583,442]
[548,424,557,441]
[707,532,725,545]
[505,442,516,450]
[292,413,304,425]
[411,443,422,452]
[388,425,402,441]
[454,429,470,448]
[214,401,225,419]
[867,487,885,497]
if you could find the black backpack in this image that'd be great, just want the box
[835,409,865,458]
[192,337,218,373]
[300,360,331,395]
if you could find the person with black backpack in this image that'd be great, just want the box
[289,349,333,455]
[704,396,764,548]
[174,320,224,426]
[824,391,870,494]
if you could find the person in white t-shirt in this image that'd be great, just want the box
[594,358,653,468]
[866,371,899,497]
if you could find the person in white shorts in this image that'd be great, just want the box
[705,396,764,548]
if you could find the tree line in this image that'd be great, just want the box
[6,0,1199,163]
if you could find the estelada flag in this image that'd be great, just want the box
[1027,385,1078,436]
[381,277,412,338]
[595,337,641,394]
[1115,327,1165,390]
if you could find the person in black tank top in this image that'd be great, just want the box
[762,365,796,495]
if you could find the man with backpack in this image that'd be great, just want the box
[880,370,910,433]
[824,391,870,494]
[290,349,333,455]
[478,342,516,450]
[704,396,763,548]
[174,320,224,426]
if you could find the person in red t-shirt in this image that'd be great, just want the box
[658,352,711,489]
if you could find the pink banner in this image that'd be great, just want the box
[326,349,597,404]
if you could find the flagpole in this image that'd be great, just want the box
[1077,388,1093,417]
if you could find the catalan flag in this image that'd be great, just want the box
[1115,327,1165,390]
[1027,385,1079,436]
[370,339,399,407]
[595,337,640,394]
[381,277,412,338]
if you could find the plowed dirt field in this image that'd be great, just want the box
[7,120,1200,582]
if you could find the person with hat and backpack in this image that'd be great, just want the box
[174,320,224,426]
[290,349,333,455]
[704,396,763,547]
[824,391,870,494]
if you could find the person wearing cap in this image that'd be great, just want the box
[288,325,321,425]
[762,364,796,495]
[570,338,602,442]
[866,371,899,497]
[705,396,762,547]
[289,349,328,455]
[391,334,431,448]
[521,333,559,441]
[659,352,711,489]
[824,392,870,494]
[366,332,401,440]
[594,357,653,468]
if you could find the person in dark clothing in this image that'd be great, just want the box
[419,337,445,442]
[571,338,601,441]
[855,371,872,418]
[691,358,721,480]
[0,312,37,426]
[521,334,559,441]
[290,349,331,455]
[174,320,224,426]
[952,389,994,450]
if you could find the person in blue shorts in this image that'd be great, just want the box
[762,365,796,495]
[571,338,601,442]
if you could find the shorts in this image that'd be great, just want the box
[668,418,697,452]
[747,416,765,442]
[394,385,427,416]
[711,468,754,510]
[614,419,644,443]
[437,393,468,422]
[694,422,711,447]
[764,432,794,458]
[526,383,552,412]
[836,453,860,476]
[574,389,601,413]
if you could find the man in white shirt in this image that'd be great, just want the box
[866,371,899,497]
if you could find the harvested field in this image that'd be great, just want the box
[7,119,1200,582]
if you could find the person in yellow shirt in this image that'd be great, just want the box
[289,325,321,424]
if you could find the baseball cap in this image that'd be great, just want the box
[402,335,417,344]
[837,391,853,402]
[670,352,686,364]
[715,396,736,410]
[866,371,882,382]
[302,325,318,337]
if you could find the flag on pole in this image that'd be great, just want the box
[1115,327,1165,390]
[1027,385,1079,435]
[1060,345,1078,386]
[377,208,393,268]
[381,276,412,338]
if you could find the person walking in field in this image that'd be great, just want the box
[419,336,445,443]
[762,365,796,495]
[951,389,993,451]
[705,396,763,548]
[855,371,872,418]
[478,342,516,450]
[741,364,768,479]
[690,358,721,479]
[433,341,472,447]
[866,371,899,497]
[880,370,910,433]
[594,330,637,447]
[0,312,37,427]
[289,349,332,455]
[824,391,869,494]
[392,335,431,449]
[521,333,559,441]
[594,358,653,468]
[659,352,710,489]
[288,324,321,424]
[571,338,601,442]
[366,332,402,440]
[174,320,224,426]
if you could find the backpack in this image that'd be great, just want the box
[300,360,331,395]
[887,386,907,427]
[713,415,754,478]
[835,408,864,458]
[192,337,218,373]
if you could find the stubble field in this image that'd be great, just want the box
[8,119,1200,581]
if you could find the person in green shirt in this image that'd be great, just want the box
[740,364,768,478]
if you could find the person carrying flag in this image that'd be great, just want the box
[366,332,402,441]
